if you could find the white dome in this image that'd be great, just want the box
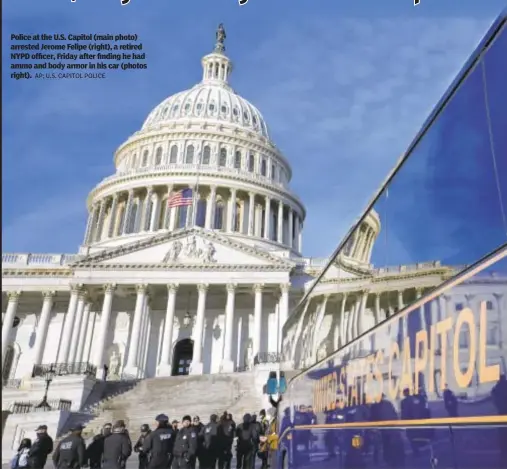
[141,49,269,139]
[142,82,269,138]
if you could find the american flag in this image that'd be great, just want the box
[167,188,193,208]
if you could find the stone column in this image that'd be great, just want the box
[75,302,92,364]
[33,291,55,366]
[138,296,150,377]
[288,209,294,248]
[1,291,20,367]
[346,299,358,342]
[141,187,154,232]
[277,202,284,243]
[107,194,119,238]
[338,293,348,349]
[227,189,237,232]
[205,185,217,229]
[124,284,147,372]
[149,192,160,231]
[157,284,178,376]
[374,293,381,325]
[356,290,369,337]
[221,284,236,373]
[83,204,98,244]
[279,283,290,334]
[416,287,426,332]
[94,200,107,242]
[58,285,81,363]
[398,290,407,347]
[253,284,263,358]
[122,189,134,234]
[190,284,208,375]
[94,284,116,376]
[248,192,255,236]
[68,291,87,364]
[264,197,271,240]
[164,185,173,229]
[293,214,300,251]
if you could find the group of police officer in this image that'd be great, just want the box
[53,411,270,469]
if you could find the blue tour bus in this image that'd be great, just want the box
[270,9,507,469]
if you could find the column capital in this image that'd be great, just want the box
[111,193,119,201]
[127,188,134,196]
[210,185,217,192]
[167,283,179,293]
[146,185,154,194]
[197,283,209,293]
[7,290,21,301]
[99,198,106,207]
[249,191,255,198]
[42,290,56,300]
[104,284,116,294]
[136,284,148,294]
[226,283,237,294]
[229,187,237,196]
[78,290,89,301]
[265,195,271,202]
[253,283,264,294]
[167,184,174,192]
[358,289,370,296]
[70,284,84,294]
[280,283,291,294]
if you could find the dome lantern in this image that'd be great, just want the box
[201,23,233,86]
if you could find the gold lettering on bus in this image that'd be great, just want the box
[311,299,501,411]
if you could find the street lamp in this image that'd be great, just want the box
[35,367,56,410]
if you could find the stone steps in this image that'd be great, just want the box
[73,372,266,442]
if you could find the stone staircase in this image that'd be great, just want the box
[63,372,266,442]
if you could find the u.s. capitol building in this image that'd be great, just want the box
[2,27,505,406]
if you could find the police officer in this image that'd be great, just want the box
[29,424,54,469]
[134,424,152,469]
[172,420,179,435]
[191,417,204,469]
[52,424,86,469]
[172,415,198,469]
[200,414,220,469]
[143,414,175,469]
[217,413,235,469]
[86,423,113,468]
[102,420,132,469]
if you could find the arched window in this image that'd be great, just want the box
[214,201,225,230]
[260,159,267,176]
[219,148,227,167]
[155,147,163,166]
[142,150,149,167]
[271,164,276,180]
[170,146,178,164]
[116,206,125,235]
[177,206,188,229]
[132,154,138,168]
[234,151,242,169]
[343,234,355,256]
[248,153,255,172]
[196,199,207,227]
[185,145,194,164]
[202,146,211,165]
[234,203,241,232]
[2,345,15,382]
[158,202,167,230]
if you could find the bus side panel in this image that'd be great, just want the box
[284,249,507,469]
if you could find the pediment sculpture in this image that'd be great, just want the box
[163,235,217,264]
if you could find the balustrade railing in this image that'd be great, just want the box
[10,399,72,414]
[32,362,97,378]
[255,352,282,364]
[2,253,80,267]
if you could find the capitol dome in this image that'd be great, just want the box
[82,25,306,257]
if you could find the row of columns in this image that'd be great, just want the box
[2,282,291,378]
[343,223,378,263]
[84,185,304,252]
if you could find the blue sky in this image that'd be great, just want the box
[2,0,506,258]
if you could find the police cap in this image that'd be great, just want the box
[155,414,169,423]
[182,415,192,422]
[140,424,150,432]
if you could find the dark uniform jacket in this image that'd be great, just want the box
[86,434,108,468]
[52,434,86,469]
[102,431,132,469]
[218,419,235,451]
[200,422,219,453]
[172,427,198,459]
[29,434,54,469]
[143,427,175,468]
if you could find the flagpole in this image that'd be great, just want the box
[190,149,202,227]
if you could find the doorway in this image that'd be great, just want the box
[172,339,194,376]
